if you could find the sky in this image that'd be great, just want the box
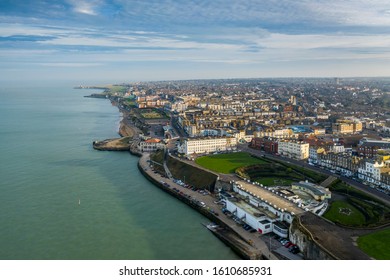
[1,0,390,83]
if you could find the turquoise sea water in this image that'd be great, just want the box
[0,83,238,260]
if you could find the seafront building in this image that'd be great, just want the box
[179,136,237,155]
[291,181,331,201]
[138,138,165,152]
[219,180,330,238]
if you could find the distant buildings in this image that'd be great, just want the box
[254,128,294,139]
[332,119,362,134]
[357,138,390,158]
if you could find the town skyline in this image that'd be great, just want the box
[1,1,390,82]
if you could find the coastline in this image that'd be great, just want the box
[108,105,272,260]
[86,93,273,259]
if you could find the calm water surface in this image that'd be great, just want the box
[0,83,238,260]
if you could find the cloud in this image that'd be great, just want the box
[1,1,390,80]
[67,0,101,16]
[38,62,103,67]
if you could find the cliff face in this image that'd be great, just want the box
[289,218,335,260]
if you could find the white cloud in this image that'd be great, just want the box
[38,62,103,67]
[67,0,101,16]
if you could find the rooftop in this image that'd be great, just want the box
[232,198,277,220]
[292,181,328,197]
[235,181,304,215]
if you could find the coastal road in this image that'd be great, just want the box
[237,144,390,206]
[138,153,279,260]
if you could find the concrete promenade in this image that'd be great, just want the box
[138,153,279,260]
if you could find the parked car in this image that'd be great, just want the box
[286,242,295,248]
[280,239,288,245]
[289,245,300,254]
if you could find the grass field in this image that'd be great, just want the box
[357,228,390,260]
[255,177,294,186]
[195,152,267,174]
[323,200,366,226]
[140,109,166,119]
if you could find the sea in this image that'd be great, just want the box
[0,82,239,260]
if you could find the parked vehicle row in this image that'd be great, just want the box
[275,236,300,254]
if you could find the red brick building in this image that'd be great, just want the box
[251,137,279,154]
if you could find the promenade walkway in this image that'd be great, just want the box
[138,153,279,260]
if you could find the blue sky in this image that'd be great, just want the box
[1,0,390,82]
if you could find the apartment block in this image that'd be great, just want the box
[278,139,309,160]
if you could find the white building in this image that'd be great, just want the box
[278,140,309,160]
[358,160,385,186]
[254,128,294,139]
[220,183,297,237]
[224,198,276,235]
[308,146,325,164]
[180,136,237,155]
[138,138,165,152]
[330,144,345,154]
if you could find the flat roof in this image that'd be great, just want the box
[259,220,271,225]
[292,182,330,197]
[273,221,288,229]
[292,182,324,196]
[236,181,304,215]
[230,198,277,220]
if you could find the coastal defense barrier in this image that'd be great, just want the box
[137,155,262,260]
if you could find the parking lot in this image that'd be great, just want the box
[259,233,303,260]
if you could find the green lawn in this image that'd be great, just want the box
[255,177,294,186]
[323,200,366,226]
[195,152,267,174]
[357,228,390,260]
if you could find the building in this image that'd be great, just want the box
[332,120,363,134]
[221,184,297,237]
[357,138,390,158]
[308,146,326,165]
[180,136,237,155]
[278,139,309,160]
[224,198,275,235]
[358,160,389,187]
[138,138,165,152]
[330,144,345,154]
[254,128,294,139]
[317,152,362,177]
[291,181,331,201]
[250,137,279,154]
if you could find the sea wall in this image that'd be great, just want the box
[137,158,262,260]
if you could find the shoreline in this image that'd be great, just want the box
[113,109,270,259]
[91,96,273,260]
